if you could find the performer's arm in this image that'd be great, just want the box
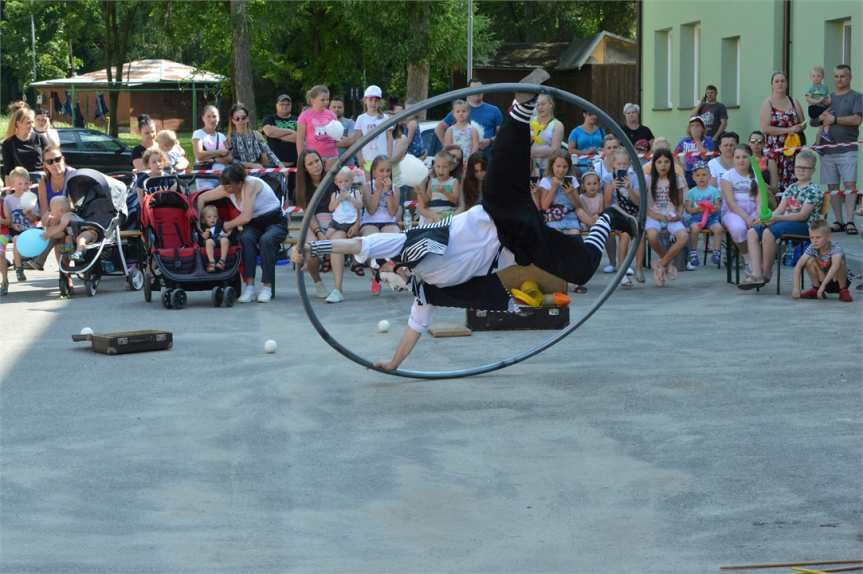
[375,300,431,371]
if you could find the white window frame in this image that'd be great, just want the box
[735,37,741,105]
[842,20,852,65]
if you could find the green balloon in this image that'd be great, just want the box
[751,155,772,223]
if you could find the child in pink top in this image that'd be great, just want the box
[297,84,339,168]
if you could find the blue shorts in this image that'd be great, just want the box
[684,213,721,229]
[751,220,809,239]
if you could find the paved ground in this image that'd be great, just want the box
[1,238,861,573]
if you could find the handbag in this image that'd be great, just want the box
[784,96,807,153]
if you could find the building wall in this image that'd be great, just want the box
[642,0,861,183]
[641,0,783,144]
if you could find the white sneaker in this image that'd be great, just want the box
[314,282,329,299]
[686,261,697,271]
[325,288,344,303]
[626,267,635,276]
[256,288,272,303]
[238,283,256,303]
[620,275,633,288]
[602,264,615,273]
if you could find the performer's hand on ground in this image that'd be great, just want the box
[374,360,397,372]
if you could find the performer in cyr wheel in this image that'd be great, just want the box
[292,69,638,371]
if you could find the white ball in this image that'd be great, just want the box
[264,339,277,354]
[324,120,345,141]
[377,320,390,333]
[80,327,94,336]
[398,154,428,187]
[20,191,38,211]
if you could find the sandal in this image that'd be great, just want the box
[320,256,332,274]
[830,221,845,232]
[738,273,766,290]
[207,262,216,273]
[651,261,665,287]
[845,222,858,235]
[215,258,226,271]
[572,285,588,294]
[351,261,365,277]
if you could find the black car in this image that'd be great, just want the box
[57,128,133,175]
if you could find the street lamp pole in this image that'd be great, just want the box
[466,0,473,81]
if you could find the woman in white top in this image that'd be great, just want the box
[196,162,287,303]
[707,131,738,187]
[191,105,232,191]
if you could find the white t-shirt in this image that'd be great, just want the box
[707,157,733,185]
[720,169,756,215]
[192,129,228,191]
[332,189,361,225]
[355,113,389,162]
[227,176,281,218]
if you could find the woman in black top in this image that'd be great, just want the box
[2,107,48,177]
[620,103,654,154]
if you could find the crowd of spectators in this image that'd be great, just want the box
[1,65,860,302]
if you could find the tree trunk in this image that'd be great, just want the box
[406,62,429,120]
[230,0,256,126]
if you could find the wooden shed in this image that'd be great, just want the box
[31,59,225,134]
[456,32,638,132]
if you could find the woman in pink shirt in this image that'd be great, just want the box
[296,85,339,170]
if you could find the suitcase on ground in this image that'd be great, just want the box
[466,306,570,331]
[72,329,173,355]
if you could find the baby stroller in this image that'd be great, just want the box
[140,176,241,309]
[58,169,145,297]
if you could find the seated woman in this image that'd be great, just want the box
[225,103,282,169]
[294,149,338,300]
[196,162,288,303]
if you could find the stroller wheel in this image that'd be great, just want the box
[127,268,145,291]
[222,286,236,307]
[85,276,99,297]
[211,286,224,307]
[143,270,153,302]
[162,288,174,309]
[171,289,187,310]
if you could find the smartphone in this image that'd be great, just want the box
[529,176,540,185]
[566,176,577,187]
[615,169,628,181]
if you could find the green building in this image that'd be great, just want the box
[640,0,861,181]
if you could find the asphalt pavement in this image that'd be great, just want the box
[1,241,861,573]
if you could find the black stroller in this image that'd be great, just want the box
[58,169,145,297]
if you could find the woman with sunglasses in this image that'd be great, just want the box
[36,146,75,221]
[748,130,780,208]
[225,103,282,170]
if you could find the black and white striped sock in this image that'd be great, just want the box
[309,240,333,258]
[584,214,611,254]
[509,100,536,124]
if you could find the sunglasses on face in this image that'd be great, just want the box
[749,138,763,144]
[45,156,64,165]
[233,115,248,121]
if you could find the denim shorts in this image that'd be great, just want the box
[684,213,721,229]
[752,220,808,239]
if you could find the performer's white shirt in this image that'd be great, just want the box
[357,205,516,333]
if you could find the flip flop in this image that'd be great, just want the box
[845,222,858,235]
[830,221,845,232]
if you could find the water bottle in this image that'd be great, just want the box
[403,207,413,230]
[782,241,794,267]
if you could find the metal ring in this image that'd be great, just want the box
[296,82,647,379]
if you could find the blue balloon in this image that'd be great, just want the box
[16,228,49,258]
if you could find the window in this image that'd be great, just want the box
[679,23,701,108]
[80,131,123,152]
[654,29,673,109]
[824,18,852,72]
[721,36,741,107]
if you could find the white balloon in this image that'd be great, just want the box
[80,327,94,336]
[377,320,390,333]
[398,154,428,188]
[264,339,278,354]
[20,191,38,211]
[324,120,344,141]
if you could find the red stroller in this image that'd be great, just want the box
[140,176,241,309]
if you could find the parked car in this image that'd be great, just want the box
[57,128,133,175]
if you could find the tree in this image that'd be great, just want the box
[230,0,256,125]
[102,0,142,136]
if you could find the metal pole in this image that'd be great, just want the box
[466,0,474,81]
[192,81,197,132]
[30,10,37,82]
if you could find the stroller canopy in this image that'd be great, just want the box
[66,169,129,218]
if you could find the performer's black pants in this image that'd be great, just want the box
[482,111,601,286]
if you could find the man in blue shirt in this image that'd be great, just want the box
[435,79,503,160]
